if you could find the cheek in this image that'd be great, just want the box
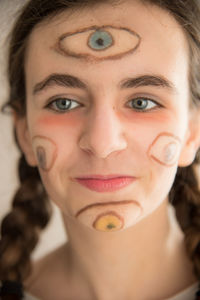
[124,112,182,162]
[31,114,81,170]
[36,113,79,129]
[123,115,182,208]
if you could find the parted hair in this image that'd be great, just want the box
[0,0,200,299]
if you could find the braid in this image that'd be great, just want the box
[169,150,200,281]
[0,155,52,298]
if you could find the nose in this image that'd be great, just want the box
[78,105,127,158]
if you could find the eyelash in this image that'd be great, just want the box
[46,96,161,113]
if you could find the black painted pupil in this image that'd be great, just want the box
[96,38,104,46]
[107,223,116,229]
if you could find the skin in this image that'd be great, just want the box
[17,0,200,299]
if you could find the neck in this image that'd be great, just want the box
[61,200,194,300]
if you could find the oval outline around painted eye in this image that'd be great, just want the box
[55,25,141,61]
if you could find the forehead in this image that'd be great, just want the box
[25,0,189,89]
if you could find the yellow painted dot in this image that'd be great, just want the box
[93,213,123,232]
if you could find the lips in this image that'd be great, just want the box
[75,175,136,192]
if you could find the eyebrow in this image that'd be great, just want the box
[33,73,177,95]
[119,75,177,93]
[33,73,87,95]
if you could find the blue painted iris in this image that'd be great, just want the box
[88,30,113,50]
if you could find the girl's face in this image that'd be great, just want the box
[19,0,196,232]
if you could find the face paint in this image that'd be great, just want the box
[36,146,47,170]
[148,133,181,166]
[76,200,142,232]
[54,25,141,61]
[88,30,113,51]
[32,136,57,171]
[93,212,124,232]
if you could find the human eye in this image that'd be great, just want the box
[46,97,81,113]
[127,97,161,112]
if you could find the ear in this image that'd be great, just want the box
[15,116,37,167]
[178,108,200,167]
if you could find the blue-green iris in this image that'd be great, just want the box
[88,30,113,50]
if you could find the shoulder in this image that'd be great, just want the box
[167,282,199,300]
[24,243,70,299]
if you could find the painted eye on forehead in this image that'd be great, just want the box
[54,25,141,61]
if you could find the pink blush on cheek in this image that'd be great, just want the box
[148,132,181,166]
[37,114,80,129]
[32,136,57,171]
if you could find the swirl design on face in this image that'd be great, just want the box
[55,25,141,61]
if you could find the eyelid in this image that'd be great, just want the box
[45,93,80,104]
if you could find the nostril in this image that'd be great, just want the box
[78,115,127,158]
[79,134,127,158]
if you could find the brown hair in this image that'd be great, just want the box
[0,0,200,299]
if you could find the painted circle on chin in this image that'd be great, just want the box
[148,132,181,167]
[75,200,142,232]
[32,136,57,171]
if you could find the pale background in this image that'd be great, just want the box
[0,0,66,261]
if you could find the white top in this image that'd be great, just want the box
[24,282,199,300]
